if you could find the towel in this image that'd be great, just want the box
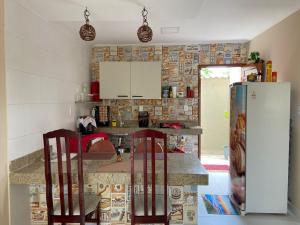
[77,116,97,128]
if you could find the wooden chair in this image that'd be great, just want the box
[43,129,100,225]
[136,139,163,153]
[88,139,116,153]
[131,129,171,225]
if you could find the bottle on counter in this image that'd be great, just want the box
[190,89,194,98]
[172,86,177,98]
[169,86,173,98]
[186,86,191,98]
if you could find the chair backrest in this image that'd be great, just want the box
[43,129,85,218]
[131,129,168,217]
[89,140,116,153]
[136,140,163,153]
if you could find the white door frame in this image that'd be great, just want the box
[0,0,10,223]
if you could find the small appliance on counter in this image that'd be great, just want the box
[77,116,97,135]
[98,106,110,127]
[138,111,149,127]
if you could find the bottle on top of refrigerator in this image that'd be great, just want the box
[266,60,272,82]
[272,72,277,82]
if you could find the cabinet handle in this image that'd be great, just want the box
[117,95,128,98]
[132,95,144,98]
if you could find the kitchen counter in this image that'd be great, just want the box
[96,126,202,135]
[10,153,208,186]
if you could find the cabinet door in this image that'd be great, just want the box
[130,62,161,99]
[100,62,131,99]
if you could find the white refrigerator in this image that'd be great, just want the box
[229,82,290,214]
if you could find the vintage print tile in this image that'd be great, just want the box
[85,184,97,194]
[39,193,47,209]
[185,45,200,53]
[111,207,126,222]
[111,184,126,193]
[126,201,131,223]
[171,204,184,223]
[183,206,197,225]
[100,210,111,222]
[184,193,198,206]
[111,193,126,207]
[154,106,162,116]
[31,209,47,222]
[126,185,131,201]
[169,186,184,203]
[98,183,111,198]
[101,198,112,210]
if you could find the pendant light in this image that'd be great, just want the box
[137,7,153,43]
[79,7,96,41]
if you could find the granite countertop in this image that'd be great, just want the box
[10,153,208,186]
[96,127,202,135]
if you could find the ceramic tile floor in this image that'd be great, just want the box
[197,172,300,225]
[201,154,230,166]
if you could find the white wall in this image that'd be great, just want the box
[249,9,300,211]
[5,0,90,160]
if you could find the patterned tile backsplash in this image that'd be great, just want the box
[101,98,199,122]
[90,43,249,122]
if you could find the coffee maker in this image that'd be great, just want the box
[138,111,149,127]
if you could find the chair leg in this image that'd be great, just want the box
[80,215,85,225]
[97,203,100,225]
[48,218,53,225]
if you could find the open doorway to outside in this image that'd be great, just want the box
[200,66,241,172]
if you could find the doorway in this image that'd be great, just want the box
[200,66,241,171]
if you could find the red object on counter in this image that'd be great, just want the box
[69,132,109,153]
[90,81,100,101]
[160,122,184,129]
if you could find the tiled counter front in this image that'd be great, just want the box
[30,184,198,225]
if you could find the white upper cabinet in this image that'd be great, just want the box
[130,62,161,99]
[99,61,161,99]
[100,62,131,99]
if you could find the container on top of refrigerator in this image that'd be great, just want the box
[272,72,277,82]
[266,60,272,82]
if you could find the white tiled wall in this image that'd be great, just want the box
[5,0,90,160]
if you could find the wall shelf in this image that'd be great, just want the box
[75,98,200,104]
[75,101,102,104]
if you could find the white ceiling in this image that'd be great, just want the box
[15,0,300,44]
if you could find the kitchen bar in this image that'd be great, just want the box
[10,150,208,224]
